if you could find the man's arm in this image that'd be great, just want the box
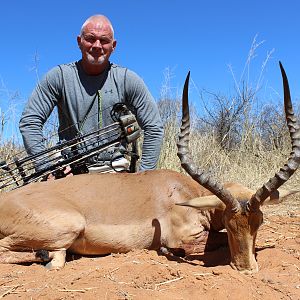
[125,71,164,170]
[19,67,61,171]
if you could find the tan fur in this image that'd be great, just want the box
[0,170,295,270]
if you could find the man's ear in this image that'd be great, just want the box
[77,36,82,49]
[112,40,117,52]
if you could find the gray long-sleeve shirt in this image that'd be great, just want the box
[19,61,164,171]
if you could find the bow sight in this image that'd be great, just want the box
[0,104,141,192]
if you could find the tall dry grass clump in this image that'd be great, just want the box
[158,121,299,190]
[0,86,24,162]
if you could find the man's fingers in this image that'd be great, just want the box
[47,173,56,181]
[64,166,73,177]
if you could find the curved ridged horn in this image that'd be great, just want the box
[177,72,240,212]
[248,62,300,210]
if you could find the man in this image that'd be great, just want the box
[19,15,164,176]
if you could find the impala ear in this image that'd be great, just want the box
[263,188,300,205]
[176,195,226,210]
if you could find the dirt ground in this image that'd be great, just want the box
[0,205,298,300]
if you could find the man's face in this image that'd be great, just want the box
[78,20,116,68]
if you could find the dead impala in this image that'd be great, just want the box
[0,62,298,273]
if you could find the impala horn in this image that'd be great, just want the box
[248,62,300,211]
[177,72,240,212]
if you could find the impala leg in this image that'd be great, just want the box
[0,248,50,264]
[0,245,66,269]
[45,249,67,269]
[0,236,47,264]
[0,210,86,268]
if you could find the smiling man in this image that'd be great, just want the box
[78,15,116,74]
[19,15,164,177]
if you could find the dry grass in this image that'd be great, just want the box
[157,121,300,214]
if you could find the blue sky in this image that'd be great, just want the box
[1,0,300,137]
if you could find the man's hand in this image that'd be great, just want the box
[63,165,73,177]
[47,165,73,180]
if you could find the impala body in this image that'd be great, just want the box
[0,62,298,273]
[0,169,289,272]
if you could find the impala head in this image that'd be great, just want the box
[177,62,300,273]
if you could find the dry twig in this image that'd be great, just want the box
[0,284,22,298]
[58,287,98,293]
[155,276,184,289]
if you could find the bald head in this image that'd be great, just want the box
[80,15,114,38]
[77,14,117,75]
